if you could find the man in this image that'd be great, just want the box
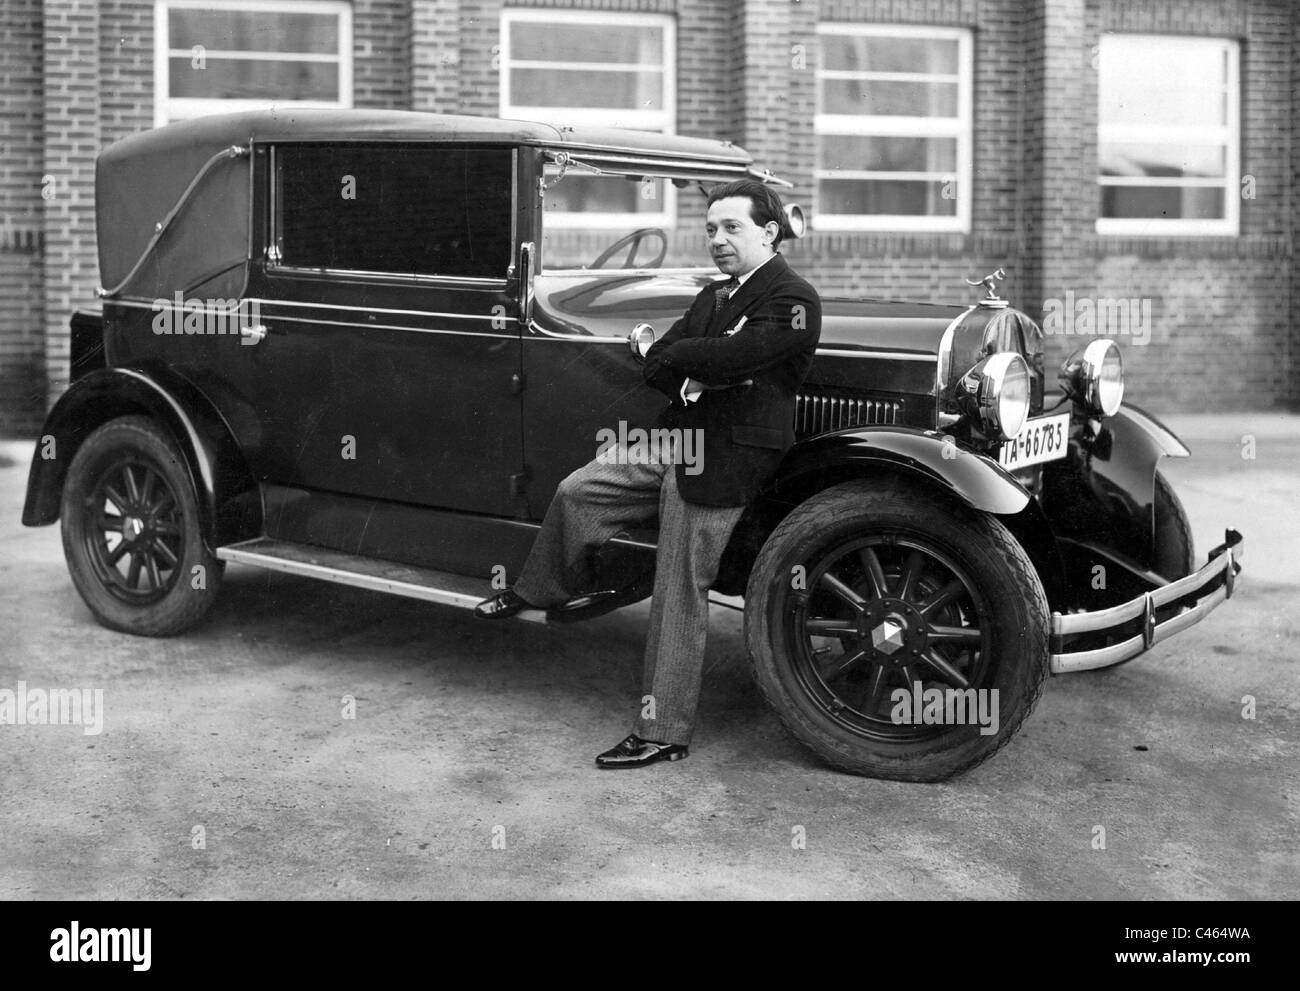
[475,179,822,768]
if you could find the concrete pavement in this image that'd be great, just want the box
[0,417,1296,899]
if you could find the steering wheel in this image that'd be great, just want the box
[589,227,668,269]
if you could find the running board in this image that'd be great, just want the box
[215,537,550,622]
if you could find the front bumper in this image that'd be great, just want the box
[1049,529,1243,674]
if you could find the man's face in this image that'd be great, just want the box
[706,196,777,277]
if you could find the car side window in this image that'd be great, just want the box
[274,143,513,279]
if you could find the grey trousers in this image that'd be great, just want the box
[513,446,744,746]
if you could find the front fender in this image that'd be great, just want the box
[1040,401,1187,572]
[21,365,260,549]
[772,426,1032,515]
[712,425,1034,597]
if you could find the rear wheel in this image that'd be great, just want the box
[744,478,1049,781]
[60,415,222,636]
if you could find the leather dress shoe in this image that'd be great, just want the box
[545,574,656,624]
[473,588,536,620]
[544,588,621,623]
[595,734,688,769]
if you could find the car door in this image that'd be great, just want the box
[237,141,526,517]
[521,270,713,519]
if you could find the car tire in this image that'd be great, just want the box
[60,415,223,636]
[744,476,1049,782]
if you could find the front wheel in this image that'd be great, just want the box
[60,415,223,636]
[744,477,1049,781]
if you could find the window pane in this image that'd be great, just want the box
[821,79,957,117]
[510,24,663,65]
[819,134,957,173]
[1099,142,1226,179]
[1097,37,1235,225]
[170,57,337,100]
[1099,38,1229,127]
[821,35,958,75]
[819,178,957,217]
[510,68,663,110]
[169,9,339,54]
[279,146,513,278]
[1100,185,1225,221]
[543,174,666,215]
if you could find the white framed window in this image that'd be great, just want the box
[814,24,973,233]
[501,8,676,228]
[155,0,352,127]
[1097,35,1240,236]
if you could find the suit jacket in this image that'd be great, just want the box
[642,252,822,506]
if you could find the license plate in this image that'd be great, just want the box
[998,412,1069,470]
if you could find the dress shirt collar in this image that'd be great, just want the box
[732,251,778,290]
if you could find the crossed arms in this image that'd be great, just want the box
[642,284,822,403]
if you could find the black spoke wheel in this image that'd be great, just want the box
[745,477,1049,781]
[791,536,994,744]
[82,458,184,604]
[61,415,223,636]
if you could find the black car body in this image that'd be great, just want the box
[23,110,1243,779]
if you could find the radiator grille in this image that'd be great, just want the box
[795,394,900,435]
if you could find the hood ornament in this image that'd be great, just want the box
[965,267,1009,307]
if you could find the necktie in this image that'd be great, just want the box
[713,278,739,313]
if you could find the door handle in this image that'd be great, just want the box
[241,323,268,346]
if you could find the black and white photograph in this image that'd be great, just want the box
[0,0,1294,933]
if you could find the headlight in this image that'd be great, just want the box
[956,352,1030,441]
[1060,339,1124,416]
[784,203,807,239]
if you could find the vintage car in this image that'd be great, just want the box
[23,110,1243,781]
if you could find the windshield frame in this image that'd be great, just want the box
[537,149,790,274]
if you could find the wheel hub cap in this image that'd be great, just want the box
[861,597,928,664]
[871,619,906,655]
[125,516,144,540]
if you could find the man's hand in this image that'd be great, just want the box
[681,377,754,404]
[659,287,821,384]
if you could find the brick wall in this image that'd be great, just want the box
[1,0,1297,436]
[41,0,101,419]
[1290,0,1300,408]
[100,1,153,148]
[354,0,412,108]
[790,0,1032,310]
[0,0,45,435]
[30,0,155,435]
[679,0,738,143]
[412,0,461,110]
[793,0,1295,412]
[1041,0,1294,411]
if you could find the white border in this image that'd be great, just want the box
[1095,34,1240,237]
[500,8,677,228]
[812,23,973,234]
[154,0,353,127]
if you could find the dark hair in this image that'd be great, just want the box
[705,179,791,248]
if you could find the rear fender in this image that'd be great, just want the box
[21,366,260,549]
